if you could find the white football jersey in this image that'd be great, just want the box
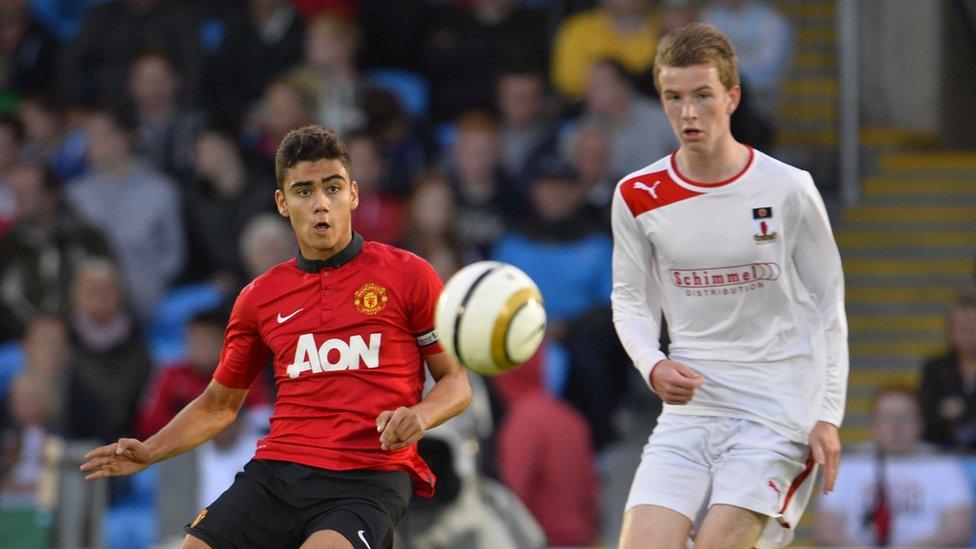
[611,148,848,442]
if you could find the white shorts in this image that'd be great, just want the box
[625,414,817,549]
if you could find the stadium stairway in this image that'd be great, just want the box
[791,148,976,544]
[837,150,976,444]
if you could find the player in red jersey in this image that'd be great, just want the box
[80,125,472,549]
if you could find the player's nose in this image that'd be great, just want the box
[681,101,697,120]
[311,189,330,211]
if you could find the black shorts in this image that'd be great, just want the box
[185,459,412,549]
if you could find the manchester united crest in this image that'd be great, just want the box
[354,283,388,315]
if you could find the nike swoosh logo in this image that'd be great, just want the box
[357,530,372,549]
[276,308,303,324]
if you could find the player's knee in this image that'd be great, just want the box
[694,506,764,549]
[620,505,690,549]
[180,534,212,549]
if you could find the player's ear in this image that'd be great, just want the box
[274,189,289,217]
[349,180,360,211]
[727,84,741,115]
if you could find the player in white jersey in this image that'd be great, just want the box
[611,24,848,549]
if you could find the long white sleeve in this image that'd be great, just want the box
[793,175,849,427]
[610,187,668,390]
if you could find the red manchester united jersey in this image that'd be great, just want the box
[213,234,443,496]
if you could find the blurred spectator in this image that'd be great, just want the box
[551,0,660,101]
[0,314,70,427]
[918,290,976,450]
[127,49,205,181]
[0,371,61,504]
[17,93,87,181]
[363,88,431,197]
[63,258,152,443]
[247,77,316,161]
[491,156,617,446]
[401,173,463,281]
[396,424,546,549]
[67,107,185,321]
[565,122,616,224]
[59,0,189,105]
[568,58,677,177]
[492,349,600,546]
[136,308,271,440]
[495,67,558,185]
[701,0,793,115]
[239,213,295,282]
[287,14,368,137]
[0,0,60,94]
[492,157,611,329]
[444,112,514,260]
[211,0,305,122]
[421,0,548,122]
[0,115,24,235]
[183,125,274,287]
[347,132,404,245]
[815,386,973,546]
[0,163,111,341]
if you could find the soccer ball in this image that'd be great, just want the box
[435,261,547,376]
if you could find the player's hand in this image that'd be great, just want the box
[650,360,704,405]
[809,421,841,494]
[376,406,428,451]
[78,438,153,481]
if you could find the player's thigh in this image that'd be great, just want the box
[300,529,354,549]
[619,504,691,549]
[302,470,412,549]
[694,504,765,549]
[185,460,302,548]
[625,415,713,523]
[708,421,815,548]
[180,534,211,549]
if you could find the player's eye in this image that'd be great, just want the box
[297,188,310,196]
[328,185,341,193]
[698,93,711,99]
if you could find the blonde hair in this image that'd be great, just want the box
[653,23,740,94]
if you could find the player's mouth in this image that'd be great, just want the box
[313,221,331,234]
[683,128,704,141]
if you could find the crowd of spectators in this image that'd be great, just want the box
[7,1,969,548]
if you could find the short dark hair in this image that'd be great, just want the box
[274,125,350,191]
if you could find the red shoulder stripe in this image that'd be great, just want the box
[620,170,703,217]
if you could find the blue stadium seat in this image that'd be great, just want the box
[147,283,225,366]
[367,69,430,120]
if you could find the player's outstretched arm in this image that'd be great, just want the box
[377,351,471,451]
[80,379,248,480]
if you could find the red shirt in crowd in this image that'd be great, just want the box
[136,363,272,439]
[494,348,601,545]
[213,234,443,496]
